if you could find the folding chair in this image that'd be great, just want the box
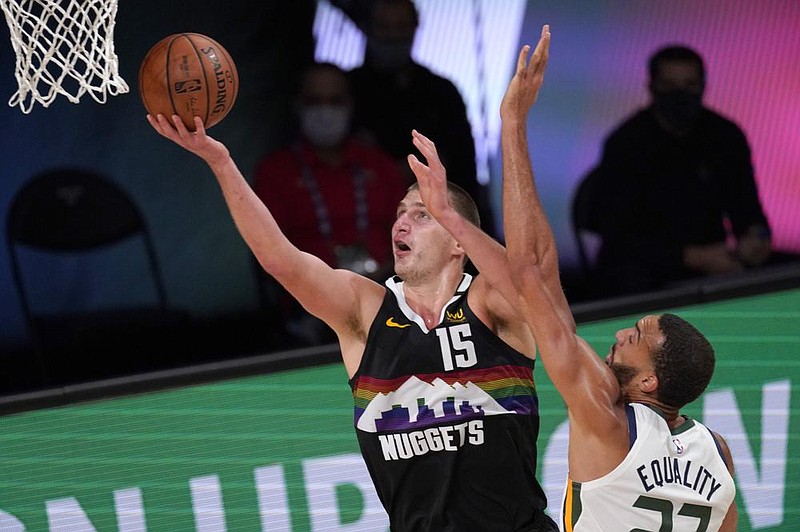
[6,168,186,387]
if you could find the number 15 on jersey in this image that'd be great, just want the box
[436,324,477,371]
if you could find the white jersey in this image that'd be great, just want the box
[561,402,735,531]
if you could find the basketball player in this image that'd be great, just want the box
[411,26,738,530]
[145,44,557,529]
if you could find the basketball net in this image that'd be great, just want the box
[0,0,129,113]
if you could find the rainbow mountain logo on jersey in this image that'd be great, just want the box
[353,366,537,433]
[445,308,466,323]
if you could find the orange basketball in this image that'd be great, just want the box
[138,33,238,130]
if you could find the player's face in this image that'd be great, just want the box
[605,315,665,391]
[392,189,460,281]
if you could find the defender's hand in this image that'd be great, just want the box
[500,25,551,123]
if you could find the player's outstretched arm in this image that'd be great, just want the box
[147,115,298,276]
[146,114,382,374]
[501,28,620,412]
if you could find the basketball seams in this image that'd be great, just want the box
[213,39,239,111]
[164,35,181,120]
[138,39,167,118]
[138,32,237,130]
[183,33,211,126]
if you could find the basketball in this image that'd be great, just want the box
[138,33,238,130]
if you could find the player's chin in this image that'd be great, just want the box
[392,260,407,276]
[393,258,414,278]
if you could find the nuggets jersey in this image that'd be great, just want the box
[350,275,551,531]
[562,402,736,531]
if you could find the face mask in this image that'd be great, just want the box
[652,89,703,132]
[299,104,351,148]
[365,37,413,72]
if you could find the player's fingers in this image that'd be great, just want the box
[411,129,430,153]
[412,130,440,162]
[412,129,436,149]
[151,114,176,138]
[171,114,190,138]
[517,44,531,74]
[146,114,162,133]
[411,136,433,161]
[532,26,550,74]
[407,153,424,174]
[416,144,445,177]
[147,117,166,138]
[411,131,447,178]
[414,128,431,142]
[540,26,551,66]
[193,116,206,136]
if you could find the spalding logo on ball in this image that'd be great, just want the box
[139,33,238,130]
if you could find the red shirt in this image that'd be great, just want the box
[253,138,407,269]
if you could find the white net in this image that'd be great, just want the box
[0,0,129,113]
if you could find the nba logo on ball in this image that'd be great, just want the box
[138,33,239,130]
[174,80,201,94]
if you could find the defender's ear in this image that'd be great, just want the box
[640,372,659,394]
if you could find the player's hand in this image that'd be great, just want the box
[146,114,230,167]
[500,24,550,122]
[407,129,452,220]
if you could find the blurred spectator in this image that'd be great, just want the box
[585,45,771,296]
[253,61,406,344]
[332,0,495,236]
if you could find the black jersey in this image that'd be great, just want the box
[349,275,551,531]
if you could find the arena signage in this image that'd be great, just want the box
[1,289,797,531]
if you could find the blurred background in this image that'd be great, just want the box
[0,3,799,529]
[1,0,798,393]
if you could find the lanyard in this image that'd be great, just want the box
[293,144,369,249]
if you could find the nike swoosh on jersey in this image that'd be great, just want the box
[385,317,411,328]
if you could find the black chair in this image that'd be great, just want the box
[6,168,188,389]
[571,166,606,276]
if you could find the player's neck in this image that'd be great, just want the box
[660,404,683,428]
[632,398,682,426]
[402,268,464,327]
